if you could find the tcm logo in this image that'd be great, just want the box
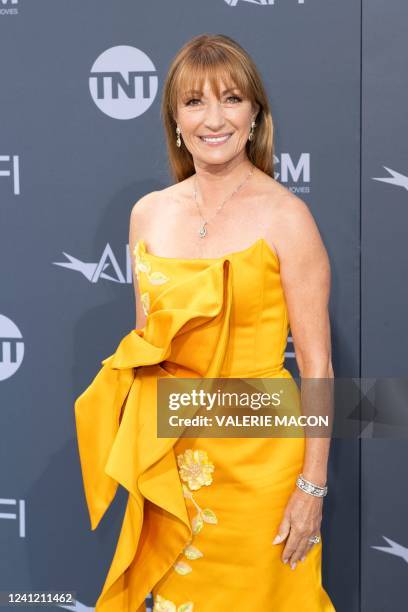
[0,155,20,194]
[225,0,305,5]
[89,45,158,120]
[274,153,310,194]
[0,315,24,381]
[54,244,133,284]
[0,0,18,15]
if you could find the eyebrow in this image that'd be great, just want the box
[184,87,240,96]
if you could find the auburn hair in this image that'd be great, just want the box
[160,33,275,182]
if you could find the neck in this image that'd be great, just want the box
[193,158,255,209]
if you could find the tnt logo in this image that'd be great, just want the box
[89,45,158,120]
[0,315,24,381]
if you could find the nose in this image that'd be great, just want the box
[203,100,226,130]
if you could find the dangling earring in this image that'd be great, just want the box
[248,120,257,142]
[176,126,181,148]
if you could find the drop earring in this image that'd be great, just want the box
[176,126,181,148]
[248,120,257,142]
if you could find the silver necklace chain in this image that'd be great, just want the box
[193,166,255,238]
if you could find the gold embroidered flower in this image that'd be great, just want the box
[173,560,192,575]
[133,240,170,285]
[174,448,217,577]
[133,241,151,280]
[140,291,150,316]
[153,594,193,612]
[177,449,214,491]
[148,270,170,285]
[183,543,204,560]
[178,604,194,612]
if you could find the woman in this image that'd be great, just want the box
[75,33,335,611]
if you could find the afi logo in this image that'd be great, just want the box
[0,498,26,537]
[89,45,158,120]
[372,535,408,564]
[0,154,20,194]
[373,166,408,192]
[54,244,132,284]
[225,0,305,5]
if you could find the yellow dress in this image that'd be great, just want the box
[74,236,335,612]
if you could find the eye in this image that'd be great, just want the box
[185,95,242,106]
[185,98,201,106]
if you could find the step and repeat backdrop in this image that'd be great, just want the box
[1,1,407,611]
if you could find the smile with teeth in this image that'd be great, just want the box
[199,134,232,144]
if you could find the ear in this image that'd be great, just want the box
[252,101,260,121]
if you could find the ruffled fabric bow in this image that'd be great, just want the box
[74,259,232,611]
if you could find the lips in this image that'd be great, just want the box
[199,134,232,144]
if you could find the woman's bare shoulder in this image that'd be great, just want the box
[130,180,193,221]
[258,175,327,264]
[260,176,316,225]
[130,189,159,221]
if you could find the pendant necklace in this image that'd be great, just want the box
[193,166,254,238]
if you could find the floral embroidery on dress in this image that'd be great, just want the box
[173,449,218,576]
[133,240,170,285]
[133,241,151,280]
[140,291,150,316]
[153,593,194,612]
[148,269,171,285]
[133,240,170,316]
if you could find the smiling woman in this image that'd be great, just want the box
[161,42,266,187]
[75,33,336,612]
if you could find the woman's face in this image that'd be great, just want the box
[175,79,259,167]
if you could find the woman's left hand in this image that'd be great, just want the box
[272,487,323,569]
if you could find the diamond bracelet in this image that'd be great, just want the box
[296,474,328,497]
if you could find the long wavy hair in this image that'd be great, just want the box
[160,33,275,183]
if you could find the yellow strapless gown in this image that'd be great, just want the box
[74,237,335,611]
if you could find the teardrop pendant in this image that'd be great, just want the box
[199,222,208,238]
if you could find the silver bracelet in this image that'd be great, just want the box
[296,473,328,497]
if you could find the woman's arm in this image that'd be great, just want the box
[270,192,334,568]
[275,192,333,484]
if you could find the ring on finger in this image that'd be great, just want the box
[308,535,321,544]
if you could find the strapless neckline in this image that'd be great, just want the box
[137,236,279,266]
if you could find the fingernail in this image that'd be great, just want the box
[282,558,288,564]
[272,535,282,544]
[301,555,306,562]
[291,562,297,570]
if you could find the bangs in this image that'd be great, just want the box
[171,50,253,109]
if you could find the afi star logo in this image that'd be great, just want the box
[53,244,131,284]
[373,166,408,191]
[372,535,408,564]
[224,0,305,5]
